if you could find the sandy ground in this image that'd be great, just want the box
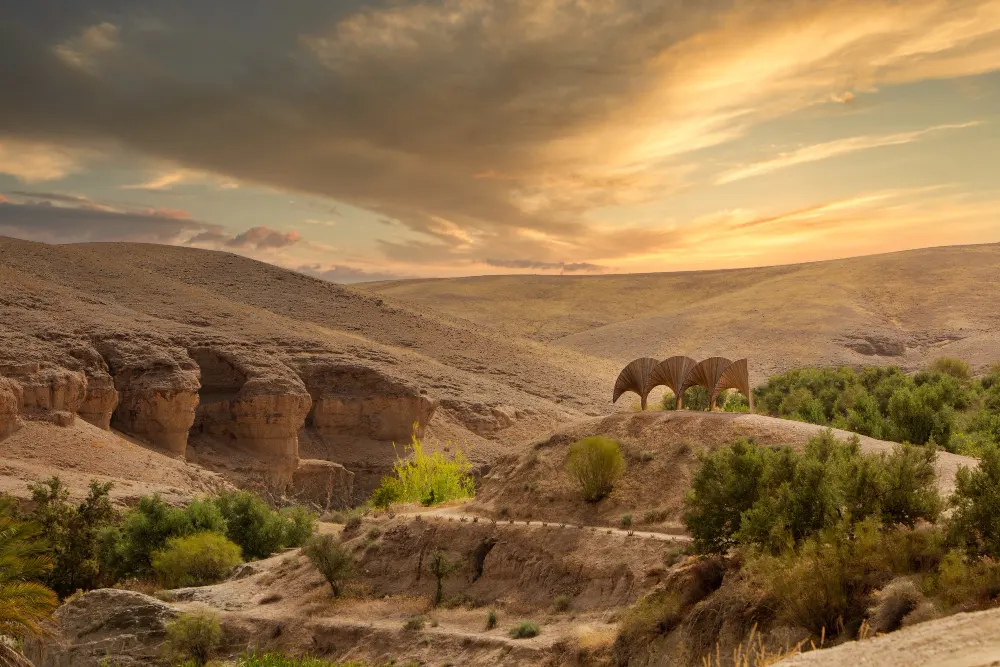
[0,419,228,505]
[777,606,1000,667]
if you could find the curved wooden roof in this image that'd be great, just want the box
[612,357,659,404]
[715,358,754,410]
[682,356,732,394]
[646,355,698,395]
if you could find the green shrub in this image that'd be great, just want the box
[279,506,318,547]
[620,513,633,529]
[684,431,941,554]
[928,550,1000,609]
[104,495,227,579]
[164,611,222,666]
[510,621,540,639]
[616,590,683,646]
[929,357,972,382]
[151,532,242,588]
[27,477,119,598]
[212,492,313,560]
[370,434,475,509]
[949,444,1000,558]
[303,533,355,597]
[485,609,497,630]
[566,436,625,502]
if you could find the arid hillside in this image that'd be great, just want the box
[366,243,1000,382]
[0,237,616,503]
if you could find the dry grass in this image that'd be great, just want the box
[700,625,824,667]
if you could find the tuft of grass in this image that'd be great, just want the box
[553,594,571,612]
[236,652,396,666]
[620,513,633,529]
[403,614,426,631]
[485,609,498,630]
[510,621,540,639]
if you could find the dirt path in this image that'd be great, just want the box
[389,504,692,542]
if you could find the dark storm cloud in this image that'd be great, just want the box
[0,199,214,244]
[0,0,720,261]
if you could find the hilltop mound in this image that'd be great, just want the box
[366,243,1000,382]
[0,237,613,502]
[473,411,974,528]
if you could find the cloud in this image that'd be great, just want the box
[0,198,213,244]
[295,262,409,284]
[2,0,1000,269]
[53,22,119,74]
[716,121,983,184]
[122,167,240,191]
[184,225,302,250]
[484,258,607,273]
[0,139,95,182]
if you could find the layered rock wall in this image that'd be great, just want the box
[0,376,23,440]
[0,363,86,426]
[297,360,437,442]
[291,459,355,509]
[78,372,118,429]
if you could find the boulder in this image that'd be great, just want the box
[291,458,355,509]
[0,376,23,440]
[296,360,437,442]
[23,589,178,667]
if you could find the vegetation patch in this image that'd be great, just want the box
[566,436,625,502]
[370,434,476,508]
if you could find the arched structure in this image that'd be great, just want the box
[715,358,754,412]
[683,357,731,410]
[612,357,659,410]
[646,356,697,410]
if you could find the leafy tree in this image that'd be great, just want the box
[303,533,355,597]
[26,477,118,598]
[212,491,287,560]
[426,550,463,606]
[949,444,1000,558]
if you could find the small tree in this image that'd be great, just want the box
[426,550,463,606]
[566,436,625,502]
[949,444,1000,558]
[164,611,221,667]
[303,533,355,597]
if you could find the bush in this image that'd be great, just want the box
[620,513,633,529]
[279,505,317,547]
[403,614,425,631]
[27,477,118,598]
[213,491,289,560]
[929,357,972,382]
[370,434,475,509]
[553,594,571,612]
[616,590,683,646]
[510,621,540,639]
[303,533,355,597]
[684,431,942,554]
[164,611,222,666]
[566,436,625,502]
[486,609,497,630]
[426,550,463,606]
[948,444,1000,558]
[235,653,382,666]
[104,495,227,579]
[151,532,243,588]
[867,578,924,634]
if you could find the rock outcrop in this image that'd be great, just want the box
[291,458,355,509]
[99,342,201,456]
[296,359,437,442]
[24,589,178,667]
[189,347,312,481]
[0,363,86,426]
[78,371,118,430]
[0,376,23,440]
[440,399,518,436]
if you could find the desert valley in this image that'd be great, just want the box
[2,238,1000,666]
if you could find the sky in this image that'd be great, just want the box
[1,0,999,282]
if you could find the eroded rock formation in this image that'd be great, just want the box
[0,363,86,426]
[291,459,355,509]
[189,347,312,481]
[296,359,437,442]
[0,376,23,440]
[99,342,201,456]
[78,371,118,430]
